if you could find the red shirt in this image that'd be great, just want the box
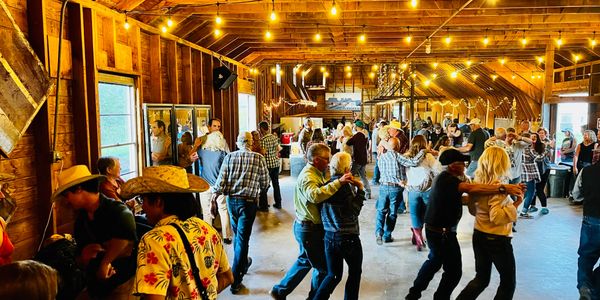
[0,225,14,265]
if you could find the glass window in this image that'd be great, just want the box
[238,93,257,133]
[555,101,589,163]
[98,75,139,180]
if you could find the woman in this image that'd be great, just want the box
[0,260,58,299]
[334,123,345,153]
[177,131,195,172]
[251,130,266,155]
[404,135,441,251]
[433,135,451,153]
[456,146,523,300]
[307,128,326,150]
[97,157,125,201]
[560,129,577,163]
[573,130,598,175]
[314,152,365,300]
[448,123,463,147]
[341,125,354,155]
[519,133,542,218]
[529,128,554,215]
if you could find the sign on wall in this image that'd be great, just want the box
[325,92,362,111]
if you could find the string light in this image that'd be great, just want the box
[161,25,168,33]
[324,71,330,77]
[444,28,452,46]
[215,2,223,25]
[591,32,597,48]
[269,0,277,22]
[314,24,321,42]
[556,31,563,48]
[482,29,489,46]
[405,26,412,43]
[265,27,273,40]
[372,64,379,71]
[431,62,438,69]
[511,74,517,80]
[401,63,408,70]
[167,17,174,27]
[536,56,544,64]
[491,74,498,80]
[391,72,397,79]
[330,0,338,16]
[320,66,326,72]
[499,57,507,65]
[358,25,366,43]
[471,74,479,80]
[410,0,418,8]
[573,53,581,63]
[423,79,431,87]
[520,31,527,46]
[123,15,130,30]
[465,58,472,67]
[450,71,458,78]
[346,72,352,78]
[431,73,438,79]
[411,73,417,79]
[369,72,376,79]
[214,28,222,37]
[271,67,276,74]
[345,66,352,72]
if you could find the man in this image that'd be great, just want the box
[122,165,234,299]
[298,118,314,154]
[405,149,524,300]
[213,132,270,294]
[428,124,446,149]
[270,144,354,300]
[51,165,137,299]
[151,120,172,166]
[414,113,424,132]
[572,159,600,300]
[192,118,230,153]
[387,120,410,153]
[518,119,532,135]
[346,120,372,199]
[485,127,508,149]
[416,122,431,140]
[197,131,232,244]
[442,113,453,131]
[458,118,490,178]
[505,128,533,186]
[371,120,387,186]
[259,121,283,210]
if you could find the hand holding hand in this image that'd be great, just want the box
[189,152,199,162]
[513,195,524,208]
[339,173,354,184]
[97,261,116,280]
[506,183,525,198]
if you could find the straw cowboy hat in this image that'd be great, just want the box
[51,165,104,202]
[120,165,209,199]
[388,120,403,130]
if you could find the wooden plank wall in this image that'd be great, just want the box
[4,0,243,260]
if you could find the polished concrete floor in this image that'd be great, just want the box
[220,163,584,300]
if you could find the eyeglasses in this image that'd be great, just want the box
[316,156,330,162]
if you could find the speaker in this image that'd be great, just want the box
[213,66,238,90]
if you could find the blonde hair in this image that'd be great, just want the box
[405,135,427,158]
[474,146,510,184]
[330,152,352,175]
[342,125,353,138]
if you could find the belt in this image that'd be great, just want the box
[425,224,457,233]
[381,182,403,187]
[296,219,322,227]
[230,195,257,202]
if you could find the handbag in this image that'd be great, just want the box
[170,223,210,300]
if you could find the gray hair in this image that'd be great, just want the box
[584,130,598,143]
[202,131,229,152]
[495,127,506,138]
[235,131,253,149]
[306,143,330,162]
[330,152,351,175]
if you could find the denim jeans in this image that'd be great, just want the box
[314,232,362,300]
[375,185,403,239]
[466,160,478,178]
[227,197,257,285]
[457,230,516,300]
[351,163,371,195]
[272,221,327,299]
[409,191,430,229]
[577,216,600,294]
[372,153,380,184]
[259,167,282,208]
[406,229,462,300]
[521,180,536,213]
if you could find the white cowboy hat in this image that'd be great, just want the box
[51,165,104,202]
[120,165,209,199]
[468,118,481,125]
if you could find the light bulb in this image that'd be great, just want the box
[556,37,563,47]
[411,0,418,8]
[537,56,544,63]
[214,28,222,37]
[345,66,352,71]
[466,59,472,66]
[271,67,276,74]
[401,63,408,70]
[270,10,277,22]
[591,39,597,47]
[369,72,375,79]
[265,30,272,40]
[424,80,431,87]
[391,73,397,79]
[331,4,337,16]
[124,20,130,30]
[491,74,498,80]
[411,73,417,78]
[432,62,438,69]
[444,36,452,45]
[314,32,321,42]
[346,72,352,78]
[450,71,458,78]
[358,33,366,43]
[167,17,174,27]
[405,35,412,43]
[574,54,581,62]
[537,74,542,79]
[472,74,479,80]
[324,72,330,77]
[161,26,168,33]
[320,66,325,72]
[521,37,528,46]
[482,37,489,46]
[372,64,379,71]
[431,74,438,79]
[499,57,506,65]
[512,74,517,80]
[215,15,223,25]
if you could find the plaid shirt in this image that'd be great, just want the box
[521,147,541,183]
[260,133,280,169]
[378,149,426,184]
[214,148,270,199]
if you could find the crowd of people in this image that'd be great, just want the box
[0,114,599,300]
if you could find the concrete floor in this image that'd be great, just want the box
[220,163,584,300]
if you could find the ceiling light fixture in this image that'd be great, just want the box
[573,53,581,63]
[123,15,130,30]
[450,71,458,78]
[405,26,412,43]
[410,0,418,8]
[314,24,322,42]
[330,0,338,16]
[431,61,438,69]
[358,25,366,43]
[214,28,222,37]
[482,29,489,46]
[520,31,527,46]
[499,57,506,65]
[270,0,277,22]
[512,73,517,80]
[215,2,223,25]
[167,16,174,27]
[556,31,563,48]
[265,27,273,40]
[591,31,597,48]
[536,56,544,64]
[444,28,452,46]
[345,65,352,72]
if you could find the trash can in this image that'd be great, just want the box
[548,164,571,198]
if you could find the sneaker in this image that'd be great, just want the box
[376,235,383,245]
[270,288,285,300]
[230,282,245,294]
[528,206,538,213]
[273,203,282,209]
[223,238,232,245]
[519,212,533,219]
[243,257,253,275]
[540,207,549,215]
[384,236,394,243]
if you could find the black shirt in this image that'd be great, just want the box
[429,132,446,147]
[580,164,600,218]
[467,127,490,162]
[425,171,463,228]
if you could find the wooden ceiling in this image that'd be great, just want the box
[104,0,600,67]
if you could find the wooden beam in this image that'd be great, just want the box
[115,0,147,11]
[181,45,193,104]
[546,96,600,104]
[83,7,100,167]
[165,40,179,103]
[101,15,116,68]
[543,42,556,104]
[149,34,162,103]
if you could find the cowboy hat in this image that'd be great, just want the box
[120,165,209,199]
[51,165,104,202]
[388,120,403,130]
[444,113,452,117]
[468,118,481,125]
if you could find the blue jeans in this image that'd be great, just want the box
[375,185,403,239]
[407,229,462,300]
[351,163,371,195]
[577,216,600,294]
[227,197,257,285]
[272,221,327,299]
[521,180,536,213]
[372,153,380,184]
[259,167,282,208]
[466,160,478,178]
[314,232,362,300]
[409,191,430,229]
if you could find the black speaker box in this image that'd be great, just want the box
[213,66,238,90]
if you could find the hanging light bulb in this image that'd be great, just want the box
[499,57,506,65]
[556,31,563,48]
[573,53,581,63]
[491,74,498,80]
[591,31,597,48]
[472,74,479,80]
[167,17,174,27]
[405,26,412,43]
[431,73,438,79]
[161,25,168,33]
[369,72,375,79]
[330,0,338,16]
[214,28,222,37]
[346,72,352,78]
[314,24,321,42]
[410,0,418,8]
[324,71,330,78]
[345,66,352,72]
[450,71,458,78]
[482,29,489,46]
[465,58,472,67]
[271,67,276,74]
[401,63,408,70]
[391,72,397,79]
[444,28,452,46]
[512,74,517,80]
[265,28,273,40]
[123,15,130,30]
[269,0,277,22]
[320,66,326,72]
[358,26,366,43]
[411,73,417,79]
[215,2,223,25]
[431,62,438,69]
[423,79,431,87]
[372,64,379,71]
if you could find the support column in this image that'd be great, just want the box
[542,42,555,127]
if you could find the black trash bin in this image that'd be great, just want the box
[548,164,571,198]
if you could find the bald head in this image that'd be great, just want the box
[388,137,401,152]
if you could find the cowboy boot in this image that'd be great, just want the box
[410,228,417,245]
[417,227,427,249]
[412,227,424,251]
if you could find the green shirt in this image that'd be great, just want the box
[294,164,342,224]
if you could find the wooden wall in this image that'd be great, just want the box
[2,0,245,260]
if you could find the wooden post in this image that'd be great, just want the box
[485,98,490,127]
[149,34,162,103]
[409,78,415,138]
[83,7,100,168]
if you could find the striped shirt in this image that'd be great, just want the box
[378,149,426,184]
[260,133,281,169]
[214,148,270,199]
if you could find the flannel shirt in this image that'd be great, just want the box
[521,147,541,183]
[378,149,426,184]
[213,148,270,199]
[260,133,281,169]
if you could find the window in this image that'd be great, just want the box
[238,93,257,133]
[98,74,139,180]
[555,100,588,163]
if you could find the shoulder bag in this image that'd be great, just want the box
[170,223,210,300]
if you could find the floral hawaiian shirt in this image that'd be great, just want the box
[133,216,230,299]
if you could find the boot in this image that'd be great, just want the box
[412,227,425,251]
[411,229,417,245]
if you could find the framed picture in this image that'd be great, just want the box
[326,93,362,111]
